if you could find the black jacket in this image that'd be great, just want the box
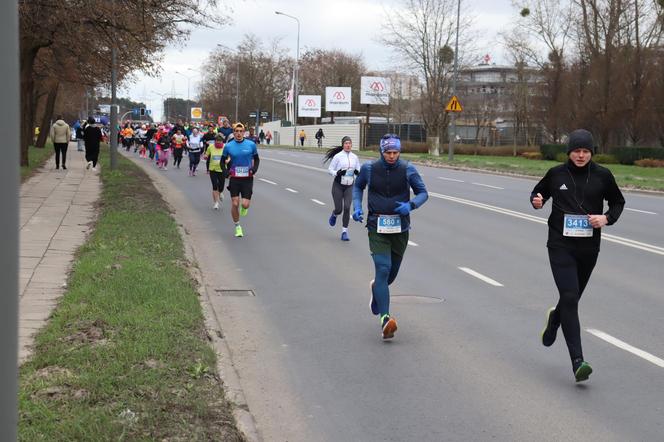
[531,160,625,250]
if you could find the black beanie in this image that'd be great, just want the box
[567,129,594,154]
[341,136,352,145]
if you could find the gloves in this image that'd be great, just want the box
[336,169,346,177]
[250,167,257,176]
[394,201,412,216]
[352,208,364,222]
[354,169,359,176]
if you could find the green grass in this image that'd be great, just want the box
[268,144,664,191]
[21,144,55,182]
[18,153,243,441]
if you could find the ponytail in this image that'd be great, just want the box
[322,146,343,164]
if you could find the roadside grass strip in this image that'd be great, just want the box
[21,144,55,182]
[18,155,243,441]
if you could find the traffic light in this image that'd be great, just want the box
[140,108,146,116]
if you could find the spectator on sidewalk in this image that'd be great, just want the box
[75,121,86,152]
[50,116,71,170]
[259,129,265,144]
[265,130,272,145]
[299,129,306,147]
[83,117,102,171]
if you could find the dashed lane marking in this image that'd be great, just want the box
[458,267,504,287]
[286,188,299,193]
[586,328,664,368]
[311,199,326,206]
[259,178,278,185]
[471,182,504,190]
[625,208,657,215]
[438,177,464,182]
[407,241,419,247]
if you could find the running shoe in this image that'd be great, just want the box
[574,361,593,382]
[340,231,349,241]
[86,161,92,170]
[328,213,337,226]
[62,165,67,170]
[541,307,559,347]
[369,280,378,315]
[213,202,219,210]
[381,315,397,340]
[240,206,248,217]
[234,225,244,237]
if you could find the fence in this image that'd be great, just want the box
[259,121,362,150]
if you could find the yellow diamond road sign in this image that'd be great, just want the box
[445,95,463,112]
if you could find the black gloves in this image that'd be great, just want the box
[336,169,347,177]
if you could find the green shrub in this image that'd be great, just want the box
[555,152,568,162]
[609,147,664,165]
[540,144,567,160]
[634,158,664,168]
[592,154,618,164]
[400,141,431,154]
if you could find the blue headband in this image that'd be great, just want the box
[380,134,401,153]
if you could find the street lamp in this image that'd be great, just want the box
[275,10,300,147]
[175,70,196,121]
[151,90,169,122]
[216,44,240,123]
[447,0,461,161]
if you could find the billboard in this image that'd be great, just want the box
[298,95,322,118]
[325,87,352,112]
[360,76,391,105]
[190,107,203,119]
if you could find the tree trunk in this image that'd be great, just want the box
[36,80,60,148]
[19,43,40,167]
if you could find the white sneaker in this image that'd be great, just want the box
[86,161,92,169]
[92,166,97,171]
[213,202,219,210]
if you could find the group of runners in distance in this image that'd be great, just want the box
[119,120,623,382]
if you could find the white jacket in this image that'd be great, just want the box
[328,150,361,185]
[50,120,71,143]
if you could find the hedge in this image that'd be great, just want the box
[608,147,664,165]
[540,144,567,160]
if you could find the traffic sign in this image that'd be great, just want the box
[249,112,257,118]
[445,95,463,112]
[260,111,270,118]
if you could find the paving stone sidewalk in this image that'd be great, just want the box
[18,144,101,363]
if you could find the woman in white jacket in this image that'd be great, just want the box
[323,136,361,241]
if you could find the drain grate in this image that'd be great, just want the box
[214,289,256,297]
[391,295,443,304]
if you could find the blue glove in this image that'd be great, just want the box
[394,201,411,216]
[352,208,364,222]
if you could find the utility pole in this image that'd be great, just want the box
[275,11,300,147]
[1,0,19,437]
[110,44,118,170]
[447,0,461,161]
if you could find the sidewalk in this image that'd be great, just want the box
[18,144,101,363]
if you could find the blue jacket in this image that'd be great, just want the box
[353,157,428,232]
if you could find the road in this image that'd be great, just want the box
[128,148,664,441]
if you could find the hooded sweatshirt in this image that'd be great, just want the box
[50,120,71,143]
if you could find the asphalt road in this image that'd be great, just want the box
[128,149,664,441]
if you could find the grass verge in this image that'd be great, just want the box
[18,153,243,441]
[268,144,664,192]
[21,144,55,182]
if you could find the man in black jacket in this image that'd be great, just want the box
[531,129,625,382]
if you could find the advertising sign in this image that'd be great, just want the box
[190,107,203,119]
[360,76,391,105]
[298,95,322,118]
[325,87,352,112]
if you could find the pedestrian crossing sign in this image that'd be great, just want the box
[445,96,463,112]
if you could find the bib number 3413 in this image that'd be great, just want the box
[563,214,593,237]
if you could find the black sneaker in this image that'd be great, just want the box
[541,307,559,347]
[573,360,593,382]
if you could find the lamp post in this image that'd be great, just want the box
[447,0,461,161]
[151,90,169,122]
[216,44,240,123]
[175,70,195,121]
[275,10,300,147]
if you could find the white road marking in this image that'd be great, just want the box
[586,328,664,368]
[259,178,277,185]
[407,240,419,247]
[438,177,464,182]
[625,208,657,215]
[458,267,504,287]
[286,188,299,193]
[311,199,326,206]
[471,182,504,190]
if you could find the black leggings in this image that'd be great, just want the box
[189,151,201,171]
[173,148,183,167]
[85,146,99,167]
[54,143,68,168]
[331,181,353,227]
[548,247,599,362]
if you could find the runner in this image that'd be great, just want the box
[353,134,428,340]
[156,127,171,170]
[121,123,134,151]
[202,125,217,173]
[531,129,625,382]
[221,123,260,238]
[323,136,361,241]
[187,127,204,176]
[205,133,226,210]
[219,119,233,142]
[171,128,187,169]
[145,123,157,160]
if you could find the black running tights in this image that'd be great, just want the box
[548,247,599,362]
[331,181,353,228]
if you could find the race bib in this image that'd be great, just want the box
[377,215,401,234]
[341,169,355,186]
[234,166,250,177]
[563,214,593,237]
[211,155,221,162]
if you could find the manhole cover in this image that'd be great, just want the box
[390,295,443,304]
[214,289,255,297]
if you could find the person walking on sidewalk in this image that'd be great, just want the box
[324,136,360,241]
[50,116,71,170]
[83,117,102,171]
[75,121,85,152]
[353,134,428,340]
[221,123,260,238]
[298,129,306,147]
[531,129,625,383]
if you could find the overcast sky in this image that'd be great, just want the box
[122,0,517,120]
